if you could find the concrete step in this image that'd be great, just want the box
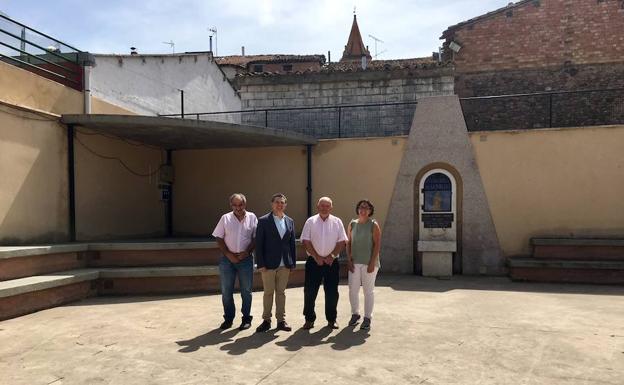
[0,261,348,320]
[96,261,326,295]
[508,256,624,285]
[1,241,311,281]
[0,245,88,281]
[0,269,99,321]
[531,238,624,260]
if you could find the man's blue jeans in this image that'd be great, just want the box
[219,255,253,323]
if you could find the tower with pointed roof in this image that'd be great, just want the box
[340,14,372,64]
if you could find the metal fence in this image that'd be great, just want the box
[160,102,417,139]
[0,14,83,90]
[460,88,624,132]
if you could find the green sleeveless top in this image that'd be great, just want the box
[350,219,380,267]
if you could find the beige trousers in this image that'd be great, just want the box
[261,267,290,322]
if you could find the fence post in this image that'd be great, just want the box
[265,110,268,127]
[548,93,553,128]
[338,107,342,138]
[180,90,185,119]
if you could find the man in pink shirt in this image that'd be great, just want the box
[212,193,258,331]
[301,196,347,329]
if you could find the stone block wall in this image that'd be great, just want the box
[233,67,454,137]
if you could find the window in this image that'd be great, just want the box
[282,64,293,72]
[422,173,452,212]
[252,64,263,72]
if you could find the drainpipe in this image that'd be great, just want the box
[83,65,91,113]
[306,145,312,218]
[68,124,76,242]
[166,149,174,237]
[79,53,96,114]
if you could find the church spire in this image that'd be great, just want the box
[340,13,372,63]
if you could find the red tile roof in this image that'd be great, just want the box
[235,57,449,77]
[216,54,325,67]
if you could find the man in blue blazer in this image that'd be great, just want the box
[255,193,297,333]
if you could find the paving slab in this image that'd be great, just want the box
[1,276,623,385]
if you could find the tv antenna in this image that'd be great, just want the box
[162,40,175,54]
[368,34,387,59]
[208,27,218,56]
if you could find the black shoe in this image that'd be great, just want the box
[277,321,292,332]
[302,321,314,330]
[327,320,339,329]
[348,314,361,326]
[220,320,233,330]
[255,320,271,333]
[360,317,371,331]
[239,317,253,331]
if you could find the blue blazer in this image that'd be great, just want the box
[255,212,297,269]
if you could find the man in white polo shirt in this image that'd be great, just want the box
[213,193,258,331]
[301,196,347,329]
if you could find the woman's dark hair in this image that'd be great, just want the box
[355,199,374,216]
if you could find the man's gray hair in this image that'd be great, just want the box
[229,193,247,204]
[318,196,333,206]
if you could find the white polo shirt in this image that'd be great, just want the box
[212,211,258,253]
[301,214,347,257]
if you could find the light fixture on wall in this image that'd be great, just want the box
[449,41,462,53]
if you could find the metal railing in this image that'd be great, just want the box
[0,14,83,90]
[160,101,418,139]
[460,88,624,132]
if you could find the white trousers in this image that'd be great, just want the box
[348,263,379,319]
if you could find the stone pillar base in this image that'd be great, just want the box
[418,241,456,278]
[422,252,453,278]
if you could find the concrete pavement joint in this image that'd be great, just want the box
[255,349,302,385]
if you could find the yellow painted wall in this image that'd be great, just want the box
[0,61,83,115]
[74,129,165,240]
[311,137,406,231]
[470,126,624,255]
[173,137,406,234]
[173,146,308,235]
[1,60,160,243]
[0,105,68,244]
[0,60,134,116]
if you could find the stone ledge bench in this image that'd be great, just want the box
[531,238,624,260]
[0,244,90,281]
[509,238,624,284]
[0,260,323,321]
[0,269,99,320]
[1,240,310,281]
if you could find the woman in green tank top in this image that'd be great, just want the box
[346,199,381,331]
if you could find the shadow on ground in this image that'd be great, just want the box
[64,275,624,311]
[176,328,239,353]
[377,275,624,296]
[176,324,371,355]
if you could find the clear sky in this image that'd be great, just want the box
[0,0,513,59]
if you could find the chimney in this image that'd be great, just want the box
[242,46,245,56]
[328,50,331,64]
[130,47,138,55]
